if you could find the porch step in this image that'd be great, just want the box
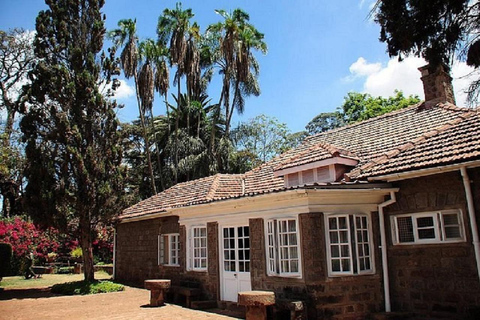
[190,300,218,310]
[370,312,416,320]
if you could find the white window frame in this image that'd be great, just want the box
[325,213,375,277]
[391,209,465,245]
[158,233,180,267]
[264,218,302,278]
[188,226,208,271]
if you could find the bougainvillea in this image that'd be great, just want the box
[0,217,60,274]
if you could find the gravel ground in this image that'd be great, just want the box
[0,286,243,320]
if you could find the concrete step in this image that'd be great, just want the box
[190,300,218,310]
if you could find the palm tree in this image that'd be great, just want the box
[157,3,196,183]
[109,19,157,195]
[206,9,267,147]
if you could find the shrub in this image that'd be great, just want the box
[51,280,124,295]
[0,217,60,275]
[56,266,74,274]
[70,247,83,260]
[0,243,13,280]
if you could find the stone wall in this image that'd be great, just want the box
[250,213,383,319]
[385,169,480,318]
[115,218,219,300]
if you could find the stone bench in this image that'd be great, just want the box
[238,290,275,320]
[144,280,171,307]
[171,285,202,308]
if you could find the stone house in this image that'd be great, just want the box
[114,65,480,319]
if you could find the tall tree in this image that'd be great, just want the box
[22,0,125,281]
[372,0,480,104]
[207,9,267,139]
[0,29,35,145]
[231,114,290,164]
[0,29,34,217]
[109,19,157,195]
[157,3,196,183]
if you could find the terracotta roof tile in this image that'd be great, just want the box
[350,109,480,178]
[119,102,479,220]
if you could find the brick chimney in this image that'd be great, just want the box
[418,64,456,106]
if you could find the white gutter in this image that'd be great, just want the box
[378,191,397,313]
[460,167,480,281]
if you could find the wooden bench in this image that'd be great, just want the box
[144,280,171,307]
[238,290,275,320]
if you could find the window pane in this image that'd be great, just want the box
[445,226,461,239]
[291,260,298,272]
[330,232,339,243]
[339,217,347,229]
[331,245,339,258]
[418,228,435,239]
[417,217,434,228]
[341,245,350,257]
[288,220,296,232]
[289,234,297,245]
[397,217,414,243]
[341,259,350,271]
[332,259,341,272]
[290,246,298,259]
[329,218,337,230]
[443,214,458,225]
[340,231,349,243]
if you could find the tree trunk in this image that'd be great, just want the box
[3,109,16,148]
[80,215,95,282]
[149,109,165,191]
[134,71,157,195]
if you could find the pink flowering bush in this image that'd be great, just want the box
[0,217,60,275]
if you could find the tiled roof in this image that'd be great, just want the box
[120,102,479,220]
[294,103,472,166]
[275,141,358,171]
[349,109,480,179]
[121,174,245,219]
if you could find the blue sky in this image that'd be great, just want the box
[0,0,473,133]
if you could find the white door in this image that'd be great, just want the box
[220,225,251,302]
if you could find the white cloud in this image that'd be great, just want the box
[114,79,135,99]
[346,56,475,105]
[99,79,135,100]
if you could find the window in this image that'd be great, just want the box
[189,226,207,271]
[392,210,464,245]
[325,214,374,276]
[265,218,301,277]
[158,233,180,266]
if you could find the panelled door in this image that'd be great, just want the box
[220,225,251,302]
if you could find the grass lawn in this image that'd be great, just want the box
[0,271,112,289]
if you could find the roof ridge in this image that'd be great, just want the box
[306,102,424,141]
[206,174,221,201]
[349,110,478,178]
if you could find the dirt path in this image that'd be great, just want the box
[0,286,242,320]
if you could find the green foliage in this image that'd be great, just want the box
[306,91,420,135]
[21,0,126,281]
[373,0,480,104]
[56,267,74,274]
[231,114,291,164]
[0,242,12,279]
[50,280,124,295]
[70,247,83,259]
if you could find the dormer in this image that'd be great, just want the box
[274,142,358,187]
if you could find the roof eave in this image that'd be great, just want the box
[366,159,480,182]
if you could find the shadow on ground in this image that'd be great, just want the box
[0,287,59,300]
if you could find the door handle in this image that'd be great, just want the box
[234,273,237,278]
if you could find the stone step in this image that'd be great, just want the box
[370,312,416,320]
[190,300,218,310]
